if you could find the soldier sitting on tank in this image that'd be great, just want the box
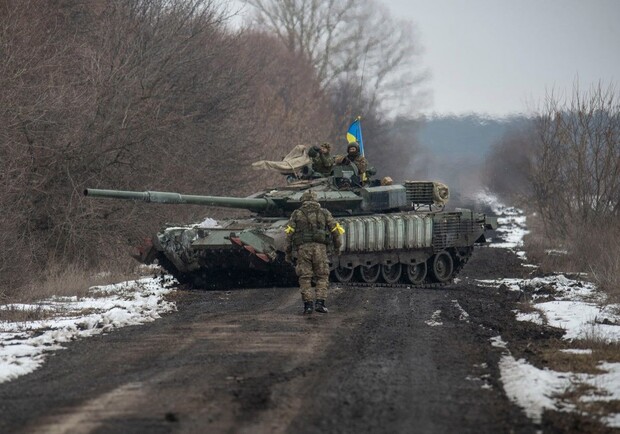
[335,141,370,183]
[284,190,344,315]
[307,142,335,177]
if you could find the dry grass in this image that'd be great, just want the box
[569,221,620,304]
[25,262,139,301]
[533,336,620,375]
[542,409,615,434]
[0,257,152,323]
[516,299,545,316]
[0,305,54,323]
[523,214,579,273]
[541,348,607,375]
[523,214,620,304]
[550,363,620,433]
[574,337,620,364]
[552,385,620,434]
[582,401,620,420]
[535,337,620,374]
[556,382,602,402]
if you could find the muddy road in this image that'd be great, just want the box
[0,248,545,433]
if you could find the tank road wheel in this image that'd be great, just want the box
[381,263,402,284]
[333,266,355,283]
[358,264,381,283]
[405,262,427,285]
[430,251,454,283]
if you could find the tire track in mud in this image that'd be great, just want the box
[0,288,358,433]
[283,285,534,434]
[0,248,540,433]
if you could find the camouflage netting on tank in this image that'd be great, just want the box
[156,226,203,273]
[433,182,450,206]
[251,145,311,175]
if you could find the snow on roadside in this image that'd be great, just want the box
[0,277,176,384]
[493,212,528,250]
[473,190,529,251]
[425,310,443,327]
[477,274,620,343]
[497,345,572,423]
[477,274,620,342]
[477,274,600,302]
[476,190,620,427]
[452,300,470,322]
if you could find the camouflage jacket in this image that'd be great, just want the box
[312,153,335,176]
[351,155,368,175]
[285,201,341,250]
[335,154,368,175]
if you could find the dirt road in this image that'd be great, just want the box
[0,248,544,433]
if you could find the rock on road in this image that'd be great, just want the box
[0,248,539,433]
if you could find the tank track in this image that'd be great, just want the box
[158,249,469,290]
[336,280,452,290]
[330,248,470,290]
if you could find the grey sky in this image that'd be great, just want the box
[383,0,619,116]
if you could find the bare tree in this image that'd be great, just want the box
[0,0,334,294]
[243,0,424,113]
[530,83,620,238]
[235,31,336,164]
[520,82,620,296]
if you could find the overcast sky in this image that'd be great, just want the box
[383,0,619,116]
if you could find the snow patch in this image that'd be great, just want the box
[479,192,620,427]
[477,274,600,302]
[560,349,593,355]
[0,277,176,384]
[473,190,529,249]
[536,301,620,342]
[198,217,220,228]
[546,249,568,256]
[481,274,620,343]
[425,310,443,327]
[515,310,546,325]
[490,335,507,349]
[499,354,571,423]
[451,300,470,322]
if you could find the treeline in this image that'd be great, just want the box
[485,83,620,297]
[0,0,422,295]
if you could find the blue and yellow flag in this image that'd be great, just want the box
[346,116,364,156]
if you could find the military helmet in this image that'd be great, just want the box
[321,142,331,151]
[300,190,318,202]
[347,142,360,152]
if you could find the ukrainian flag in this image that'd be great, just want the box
[346,116,364,156]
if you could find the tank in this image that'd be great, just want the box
[84,163,497,289]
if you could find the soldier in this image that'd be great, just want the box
[308,142,335,176]
[285,190,344,314]
[336,141,369,180]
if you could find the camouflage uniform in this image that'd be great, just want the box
[285,190,344,314]
[310,143,334,176]
[336,142,368,177]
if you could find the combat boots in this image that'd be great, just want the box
[315,299,328,313]
[303,301,314,314]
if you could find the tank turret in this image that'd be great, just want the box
[85,163,451,218]
[85,164,496,289]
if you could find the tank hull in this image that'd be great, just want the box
[142,209,493,289]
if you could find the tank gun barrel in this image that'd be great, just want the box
[84,188,273,212]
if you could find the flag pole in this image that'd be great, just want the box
[356,115,364,157]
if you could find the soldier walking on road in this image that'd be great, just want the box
[285,190,344,314]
